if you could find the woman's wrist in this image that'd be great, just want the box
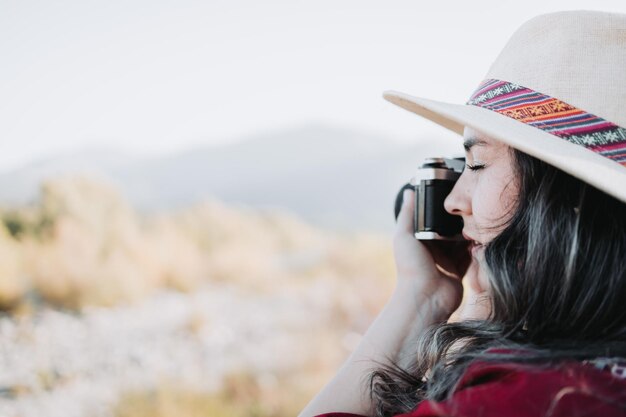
[297,278,451,417]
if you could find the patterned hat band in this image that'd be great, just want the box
[466,79,626,167]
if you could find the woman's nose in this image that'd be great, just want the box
[444,173,471,216]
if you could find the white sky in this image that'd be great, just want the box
[1,0,626,171]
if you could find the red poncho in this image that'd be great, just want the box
[315,356,626,417]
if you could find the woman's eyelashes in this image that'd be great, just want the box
[465,162,486,171]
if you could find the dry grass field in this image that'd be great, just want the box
[0,175,397,417]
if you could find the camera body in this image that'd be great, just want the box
[394,156,465,240]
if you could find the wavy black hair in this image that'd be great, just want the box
[368,148,626,417]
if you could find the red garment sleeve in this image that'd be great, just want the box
[313,359,626,417]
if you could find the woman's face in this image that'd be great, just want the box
[444,127,520,319]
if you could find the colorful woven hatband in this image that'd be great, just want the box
[467,79,626,168]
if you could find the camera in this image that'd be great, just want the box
[394,156,465,240]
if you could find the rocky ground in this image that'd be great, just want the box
[0,282,365,417]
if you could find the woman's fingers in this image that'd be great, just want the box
[393,189,438,279]
[394,189,472,280]
[391,188,468,316]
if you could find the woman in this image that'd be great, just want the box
[299,10,626,417]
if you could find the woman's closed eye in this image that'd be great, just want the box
[465,162,486,171]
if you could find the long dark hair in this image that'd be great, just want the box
[368,149,626,417]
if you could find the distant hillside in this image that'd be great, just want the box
[0,124,463,233]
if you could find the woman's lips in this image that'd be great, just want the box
[462,231,484,255]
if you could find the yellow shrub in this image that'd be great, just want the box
[0,224,27,309]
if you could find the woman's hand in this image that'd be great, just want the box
[298,189,472,417]
[393,189,472,317]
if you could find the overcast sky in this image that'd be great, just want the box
[1,0,625,171]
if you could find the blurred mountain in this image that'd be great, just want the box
[0,124,462,233]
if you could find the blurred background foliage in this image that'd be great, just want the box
[0,175,395,312]
[0,175,396,416]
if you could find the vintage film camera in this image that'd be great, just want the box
[394,157,466,240]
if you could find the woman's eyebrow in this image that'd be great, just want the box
[463,137,488,152]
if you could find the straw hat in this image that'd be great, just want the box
[384,10,626,204]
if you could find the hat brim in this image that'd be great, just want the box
[383,90,626,204]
